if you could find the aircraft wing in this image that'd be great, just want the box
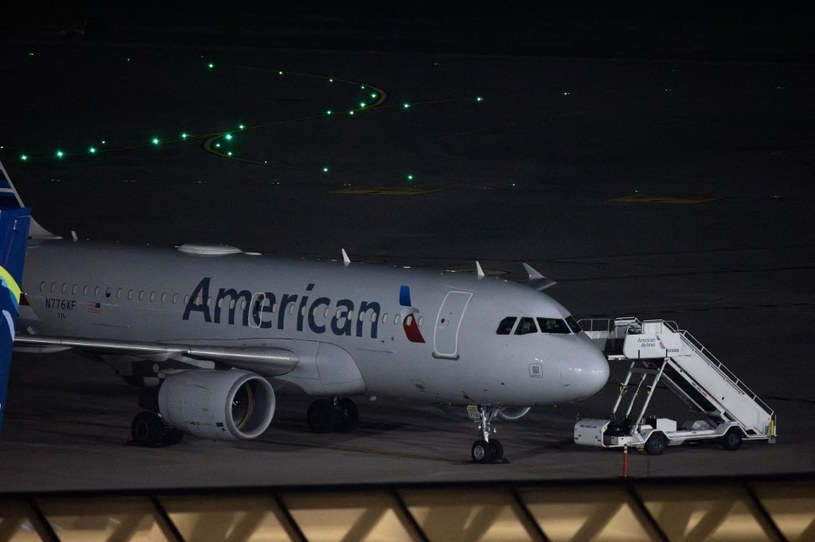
[13,335,299,376]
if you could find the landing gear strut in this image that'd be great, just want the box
[471,406,504,463]
[307,397,359,433]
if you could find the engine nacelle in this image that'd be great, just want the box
[158,369,275,440]
[497,406,532,421]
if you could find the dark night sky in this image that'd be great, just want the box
[3,1,812,61]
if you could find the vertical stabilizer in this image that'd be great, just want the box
[0,159,32,433]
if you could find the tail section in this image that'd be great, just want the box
[0,159,32,433]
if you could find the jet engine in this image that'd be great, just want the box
[496,406,532,421]
[157,369,275,440]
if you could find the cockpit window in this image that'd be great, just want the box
[537,317,571,334]
[496,316,517,335]
[566,315,582,333]
[515,317,538,335]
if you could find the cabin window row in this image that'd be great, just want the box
[38,280,424,327]
[496,315,582,335]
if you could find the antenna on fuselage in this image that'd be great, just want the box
[475,261,485,279]
[341,248,350,267]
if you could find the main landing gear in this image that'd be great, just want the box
[130,411,184,447]
[471,406,504,463]
[307,397,359,433]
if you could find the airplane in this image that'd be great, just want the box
[0,160,31,435]
[2,158,610,463]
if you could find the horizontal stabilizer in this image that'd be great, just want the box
[14,336,300,377]
[522,263,556,291]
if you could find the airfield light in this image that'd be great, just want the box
[101,140,107,145]
[278,71,284,75]
[181,132,189,140]
[359,102,367,108]
[349,111,355,116]
[151,137,160,146]
[215,143,221,148]
[238,124,245,130]
[326,109,333,115]
[207,62,215,70]
[322,166,329,173]
[476,96,484,102]
[406,174,414,181]
[403,103,411,109]
[20,154,28,162]
[88,146,97,154]
[370,92,377,99]
[227,151,233,156]
[225,133,233,141]
[55,150,64,159]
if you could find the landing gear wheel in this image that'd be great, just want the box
[491,439,504,461]
[307,399,338,433]
[472,439,496,463]
[131,411,166,446]
[335,398,359,433]
[645,433,667,456]
[722,428,743,451]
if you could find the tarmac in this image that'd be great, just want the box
[0,41,813,492]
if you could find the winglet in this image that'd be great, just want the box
[341,248,350,267]
[0,159,32,434]
[522,263,557,291]
[475,261,485,279]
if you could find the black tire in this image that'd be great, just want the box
[722,428,743,451]
[491,439,504,461]
[645,433,667,456]
[472,439,496,463]
[131,411,164,445]
[335,398,359,433]
[307,399,338,433]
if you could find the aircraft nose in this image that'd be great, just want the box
[571,342,610,399]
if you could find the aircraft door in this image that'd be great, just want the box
[433,291,473,359]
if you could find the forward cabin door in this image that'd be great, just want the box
[433,291,472,359]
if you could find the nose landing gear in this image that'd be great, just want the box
[471,405,504,463]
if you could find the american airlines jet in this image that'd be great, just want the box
[3,160,609,463]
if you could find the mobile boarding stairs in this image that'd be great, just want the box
[574,318,777,455]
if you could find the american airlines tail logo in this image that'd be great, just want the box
[399,285,425,343]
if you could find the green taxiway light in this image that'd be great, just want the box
[326,109,333,115]
[402,103,411,109]
[181,132,189,140]
[238,124,245,130]
[88,146,97,154]
[20,154,28,161]
[370,92,377,99]
[207,63,215,69]
[225,134,233,141]
[476,96,484,102]
[151,137,160,145]
[55,150,64,159]
[349,111,355,116]
[322,167,329,173]
[407,174,414,181]
[227,151,233,156]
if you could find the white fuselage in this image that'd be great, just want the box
[19,240,609,407]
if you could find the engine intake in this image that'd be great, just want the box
[158,369,275,440]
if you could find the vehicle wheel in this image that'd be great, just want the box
[722,428,743,451]
[162,428,184,446]
[645,433,667,456]
[472,439,496,463]
[335,398,359,433]
[131,411,164,445]
[307,399,338,433]
[491,439,504,461]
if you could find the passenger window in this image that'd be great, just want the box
[515,317,538,335]
[537,317,571,334]
[496,316,517,335]
[61,283,68,294]
[172,293,178,304]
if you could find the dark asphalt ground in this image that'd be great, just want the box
[0,39,813,491]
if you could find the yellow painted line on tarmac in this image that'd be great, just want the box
[330,186,439,196]
[611,194,720,204]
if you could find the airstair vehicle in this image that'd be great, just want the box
[574,318,777,455]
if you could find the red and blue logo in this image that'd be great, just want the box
[399,285,425,343]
